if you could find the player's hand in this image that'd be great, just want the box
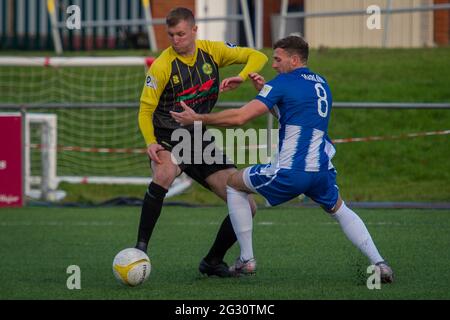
[249,73,265,91]
[220,76,244,93]
[147,143,165,164]
[170,101,199,126]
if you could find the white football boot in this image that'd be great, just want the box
[375,261,394,283]
[229,257,257,276]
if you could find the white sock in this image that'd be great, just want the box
[226,186,254,261]
[332,202,384,265]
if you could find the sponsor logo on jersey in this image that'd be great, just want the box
[145,75,157,89]
[202,63,213,75]
[225,42,237,48]
[258,84,273,98]
[176,79,218,107]
[172,74,180,84]
[177,79,217,100]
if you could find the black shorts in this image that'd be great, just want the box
[155,127,236,190]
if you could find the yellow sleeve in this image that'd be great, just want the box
[199,40,268,80]
[138,56,171,145]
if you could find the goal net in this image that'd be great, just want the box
[0,56,192,202]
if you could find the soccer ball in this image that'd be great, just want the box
[112,248,151,286]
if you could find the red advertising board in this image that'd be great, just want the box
[0,113,23,207]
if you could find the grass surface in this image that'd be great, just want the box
[0,206,449,300]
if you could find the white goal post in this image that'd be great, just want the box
[0,56,192,202]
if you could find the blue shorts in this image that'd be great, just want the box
[243,164,339,210]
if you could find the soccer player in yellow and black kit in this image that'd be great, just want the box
[135,7,268,277]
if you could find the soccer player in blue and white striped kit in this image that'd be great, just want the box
[171,35,394,283]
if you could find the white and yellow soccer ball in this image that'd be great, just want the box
[112,248,151,287]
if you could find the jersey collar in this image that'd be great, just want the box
[170,41,199,67]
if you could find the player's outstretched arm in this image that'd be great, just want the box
[170,100,268,127]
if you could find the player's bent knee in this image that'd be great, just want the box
[152,167,178,189]
[226,172,239,189]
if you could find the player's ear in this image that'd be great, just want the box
[192,25,198,33]
[291,54,301,66]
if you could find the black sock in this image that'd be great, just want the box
[135,182,168,253]
[204,215,237,265]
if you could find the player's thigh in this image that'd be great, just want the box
[150,150,181,189]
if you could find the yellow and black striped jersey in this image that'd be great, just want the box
[138,40,268,145]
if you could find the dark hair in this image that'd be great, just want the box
[166,7,195,27]
[273,35,309,64]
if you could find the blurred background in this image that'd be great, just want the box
[1,0,449,50]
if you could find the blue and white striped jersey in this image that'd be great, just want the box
[255,67,336,172]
